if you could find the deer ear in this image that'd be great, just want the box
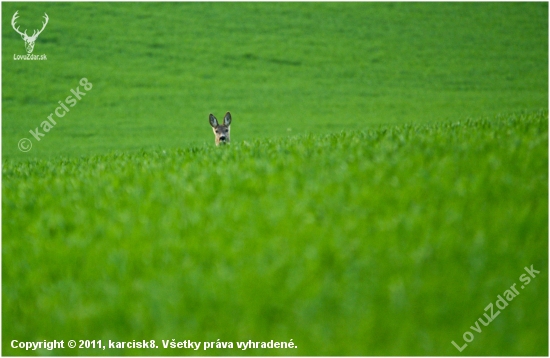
[223,112,232,126]
[209,114,218,127]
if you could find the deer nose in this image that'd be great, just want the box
[219,136,226,141]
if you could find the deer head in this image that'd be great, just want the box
[11,11,49,54]
[209,112,232,146]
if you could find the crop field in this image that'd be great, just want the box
[2,2,548,356]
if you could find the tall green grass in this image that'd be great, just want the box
[3,111,547,355]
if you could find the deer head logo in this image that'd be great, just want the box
[11,11,49,54]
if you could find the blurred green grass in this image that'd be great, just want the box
[3,111,548,355]
[2,2,548,159]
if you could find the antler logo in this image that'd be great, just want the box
[11,11,49,54]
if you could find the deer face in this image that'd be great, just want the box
[11,11,48,54]
[209,112,231,146]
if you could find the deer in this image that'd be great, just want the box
[209,112,232,146]
[11,11,49,54]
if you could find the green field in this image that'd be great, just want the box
[2,2,548,356]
